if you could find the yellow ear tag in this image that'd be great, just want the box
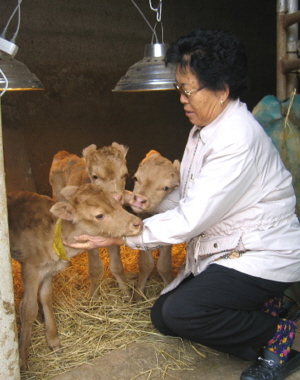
[53,218,69,261]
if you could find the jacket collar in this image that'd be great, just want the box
[191,99,242,143]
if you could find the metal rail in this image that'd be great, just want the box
[277,0,300,100]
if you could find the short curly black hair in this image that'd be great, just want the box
[166,29,250,100]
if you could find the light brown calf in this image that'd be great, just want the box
[8,183,142,370]
[49,143,130,297]
[129,150,180,300]
[49,142,128,202]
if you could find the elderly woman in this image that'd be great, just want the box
[65,29,300,380]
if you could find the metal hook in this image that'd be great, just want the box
[149,0,162,22]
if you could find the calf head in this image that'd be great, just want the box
[130,150,180,213]
[50,183,142,238]
[82,142,128,202]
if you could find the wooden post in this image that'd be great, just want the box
[277,0,300,100]
[0,97,20,380]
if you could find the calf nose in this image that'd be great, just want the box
[133,194,148,206]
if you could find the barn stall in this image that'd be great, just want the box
[0,0,298,379]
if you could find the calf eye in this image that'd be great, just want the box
[132,176,137,182]
[92,175,98,180]
[95,214,104,219]
[163,186,169,191]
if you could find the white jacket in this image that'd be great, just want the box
[127,99,300,291]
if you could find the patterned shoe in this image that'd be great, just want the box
[240,349,300,380]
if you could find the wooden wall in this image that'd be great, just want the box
[0,0,276,195]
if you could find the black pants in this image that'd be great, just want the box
[151,265,292,361]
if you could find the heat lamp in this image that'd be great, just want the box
[112,0,175,92]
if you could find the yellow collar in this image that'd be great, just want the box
[53,218,70,261]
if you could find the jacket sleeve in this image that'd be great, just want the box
[127,138,260,250]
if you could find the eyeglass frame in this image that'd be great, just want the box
[173,83,206,97]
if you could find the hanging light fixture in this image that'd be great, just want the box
[0,51,44,91]
[0,0,44,92]
[112,0,175,92]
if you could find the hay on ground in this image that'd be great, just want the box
[12,244,206,380]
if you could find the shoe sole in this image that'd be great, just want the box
[240,351,300,380]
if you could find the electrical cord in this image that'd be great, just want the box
[1,0,23,42]
[131,0,165,44]
[11,0,22,43]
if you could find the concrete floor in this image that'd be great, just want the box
[51,335,300,380]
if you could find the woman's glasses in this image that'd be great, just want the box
[173,83,205,98]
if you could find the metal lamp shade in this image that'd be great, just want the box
[112,43,175,92]
[0,52,43,91]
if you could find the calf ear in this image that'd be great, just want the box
[82,144,97,160]
[112,142,129,157]
[173,159,181,172]
[50,202,78,222]
[60,185,78,200]
[141,150,160,165]
[146,150,160,158]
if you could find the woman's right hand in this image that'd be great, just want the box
[64,235,124,250]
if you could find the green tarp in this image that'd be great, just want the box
[253,94,300,216]
[253,95,300,304]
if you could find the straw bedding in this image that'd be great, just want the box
[12,244,198,379]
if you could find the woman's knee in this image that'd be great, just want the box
[160,295,189,333]
[150,293,177,336]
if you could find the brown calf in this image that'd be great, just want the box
[8,183,142,369]
[49,143,130,297]
[129,150,180,300]
[49,142,128,202]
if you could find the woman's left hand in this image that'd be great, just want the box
[64,235,124,250]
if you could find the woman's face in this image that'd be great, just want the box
[175,68,229,127]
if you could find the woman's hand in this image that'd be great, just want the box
[64,235,124,250]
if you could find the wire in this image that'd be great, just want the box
[1,0,23,41]
[11,0,22,43]
[151,21,164,44]
[130,0,159,43]
[0,69,8,97]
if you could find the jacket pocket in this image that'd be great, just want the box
[195,232,243,257]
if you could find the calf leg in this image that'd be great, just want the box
[88,248,104,297]
[157,245,173,285]
[108,245,131,298]
[39,275,61,352]
[49,174,65,201]
[134,250,155,301]
[18,265,40,370]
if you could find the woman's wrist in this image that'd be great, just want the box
[116,237,126,246]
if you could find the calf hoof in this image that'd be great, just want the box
[90,288,100,299]
[132,289,146,302]
[19,358,28,371]
[117,286,133,302]
[121,291,133,303]
[47,335,62,353]
[50,342,63,354]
